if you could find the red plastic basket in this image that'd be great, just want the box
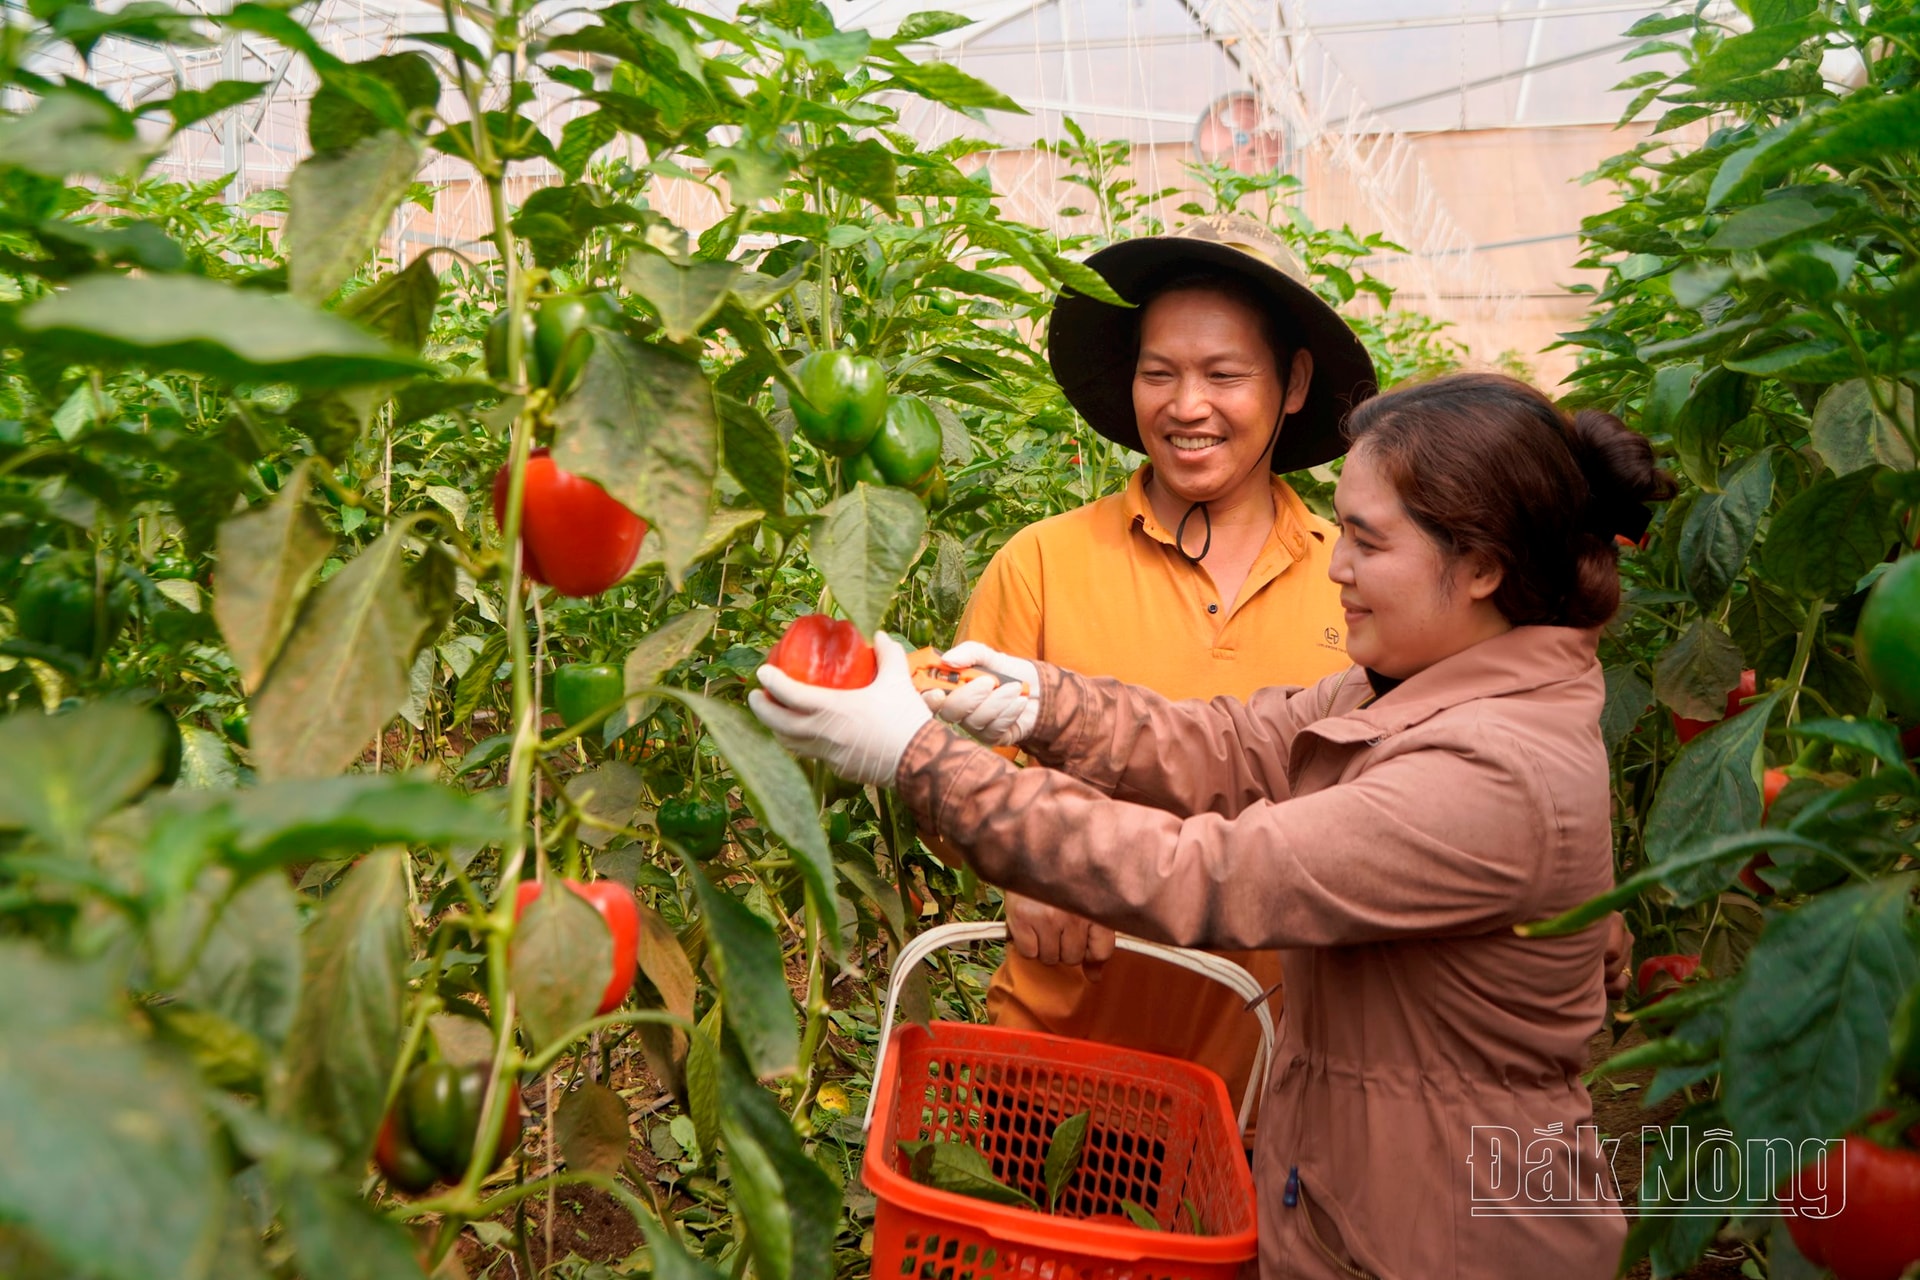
[862,926,1264,1280]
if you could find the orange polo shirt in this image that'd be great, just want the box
[955,465,1352,1111]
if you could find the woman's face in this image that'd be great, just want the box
[1329,446,1509,679]
[1132,289,1312,503]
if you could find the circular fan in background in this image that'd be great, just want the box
[1193,91,1289,176]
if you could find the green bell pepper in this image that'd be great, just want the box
[792,350,888,457]
[865,394,942,487]
[17,554,130,662]
[658,795,729,861]
[554,662,624,730]
[534,291,623,394]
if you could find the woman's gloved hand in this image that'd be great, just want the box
[750,632,932,785]
[922,641,1041,746]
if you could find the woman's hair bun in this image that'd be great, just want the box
[1568,408,1677,544]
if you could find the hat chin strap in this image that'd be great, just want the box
[1170,398,1289,565]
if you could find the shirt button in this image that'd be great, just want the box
[1207,603,1219,614]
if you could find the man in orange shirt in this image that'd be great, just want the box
[949,215,1375,1110]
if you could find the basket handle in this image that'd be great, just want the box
[862,920,1277,1135]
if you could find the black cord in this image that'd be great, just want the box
[1174,500,1213,561]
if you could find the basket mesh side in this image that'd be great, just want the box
[899,1043,1252,1236]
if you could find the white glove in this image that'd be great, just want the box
[921,641,1040,746]
[749,632,933,786]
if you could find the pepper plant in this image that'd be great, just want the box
[1527,3,1920,1275]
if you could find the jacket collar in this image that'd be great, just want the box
[1307,626,1603,746]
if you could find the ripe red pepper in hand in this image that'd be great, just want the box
[513,877,640,1015]
[1635,953,1701,1004]
[766,614,876,689]
[491,448,648,597]
[1672,669,1757,745]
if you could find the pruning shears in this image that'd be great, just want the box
[906,646,1031,697]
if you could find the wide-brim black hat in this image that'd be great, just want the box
[1047,214,1379,473]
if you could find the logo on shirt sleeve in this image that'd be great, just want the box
[1319,626,1344,652]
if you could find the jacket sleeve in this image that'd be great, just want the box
[1019,663,1334,817]
[894,718,1557,951]
[913,536,1042,870]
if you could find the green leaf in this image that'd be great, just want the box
[565,761,644,849]
[685,867,797,1079]
[16,274,429,387]
[1670,366,1752,492]
[152,80,266,131]
[276,1168,425,1280]
[623,253,740,343]
[280,850,409,1164]
[719,1056,841,1280]
[893,11,973,39]
[0,703,164,850]
[880,62,1025,115]
[554,1079,631,1175]
[1759,467,1897,600]
[511,877,615,1050]
[806,139,898,215]
[1120,1199,1162,1231]
[395,376,494,427]
[1687,20,1821,87]
[286,129,422,302]
[1644,691,1782,903]
[718,393,789,516]
[225,774,504,865]
[557,110,618,183]
[1653,617,1746,721]
[0,941,223,1280]
[552,332,718,587]
[213,463,334,693]
[1037,248,1131,308]
[175,872,303,1053]
[249,519,451,780]
[1043,1111,1089,1211]
[1678,451,1772,607]
[1601,665,1654,755]
[339,256,440,353]
[1793,717,1911,772]
[811,484,927,636]
[1809,379,1916,477]
[656,690,836,947]
[899,1139,1038,1208]
[640,1214,730,1280]
[619,614,716,696]
[0,87,157,178]
[1637,360,1699,437]
[1795,86,1920,174]
[685,1017,722,1159]
[1705,196,1837,251]
[1722,876,1920,1148]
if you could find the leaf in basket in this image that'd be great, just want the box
[898,1139,1038,1209]
[1119,1199,1162,1232]
[1182,1196,1206,1236]
[1043,1110,1089,1212]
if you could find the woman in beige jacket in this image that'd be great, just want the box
[753,372,1674,1280]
